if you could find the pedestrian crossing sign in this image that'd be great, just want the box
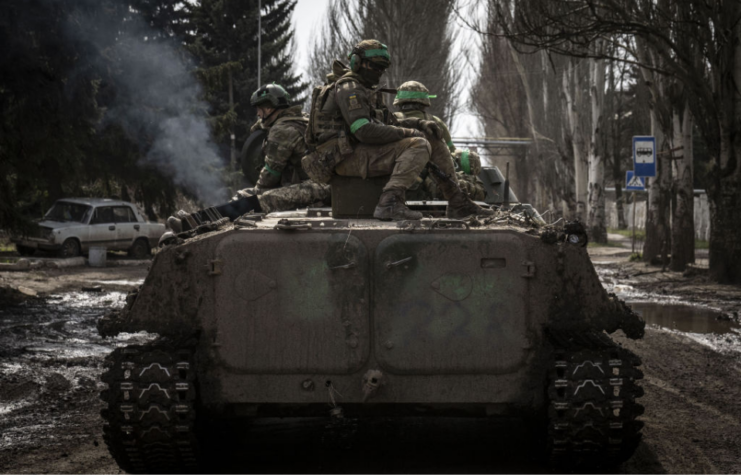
[625,171,645,191]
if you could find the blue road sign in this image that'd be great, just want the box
[633,136,656,177]
[626,171,646,191]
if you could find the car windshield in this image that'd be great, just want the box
[44,202,93,223]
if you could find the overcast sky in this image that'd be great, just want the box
[290,0,483,137]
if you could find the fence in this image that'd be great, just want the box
[605,189,710,241]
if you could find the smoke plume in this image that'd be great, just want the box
[65,1,229,205]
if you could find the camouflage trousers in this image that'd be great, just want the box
[259,181,331,213]
[334,137,430,191]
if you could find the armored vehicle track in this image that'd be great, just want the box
[548,330,644,468]
[100,342,200,473]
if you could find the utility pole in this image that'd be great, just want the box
[257,0,261,88]
[228,50,236,171]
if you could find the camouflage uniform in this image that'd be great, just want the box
[305,40,492,220]
[423,150,487,202]
[393,81,486,202]
[245,99,330,213]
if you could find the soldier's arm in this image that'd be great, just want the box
[434,116,455,152]
[255,125,302,189]
[336,82,411,144]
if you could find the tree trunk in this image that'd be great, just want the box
[642,110,671,263]
[670,105,695,271]
[708,18,741,283]
[563,60,589,223]
[587,57,607,242]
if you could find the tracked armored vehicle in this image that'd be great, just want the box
[98,171,645,473]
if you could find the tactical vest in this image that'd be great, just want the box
[305,78,354,149]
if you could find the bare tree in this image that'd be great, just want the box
[472,5,576,216]
[469,0,741,282]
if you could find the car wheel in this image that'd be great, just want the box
[128,238,150,259]
[16,245,36,257]
[59,238,81,258]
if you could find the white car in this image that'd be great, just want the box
[11,198,166,258]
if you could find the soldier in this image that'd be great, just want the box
[238,83,330,213]
[393,81,456,153]
[393,81,487,202]
[303,39,493,220]
[166,84,329,233]
[424,149,487,202]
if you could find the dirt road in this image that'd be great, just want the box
[0,250,740,474]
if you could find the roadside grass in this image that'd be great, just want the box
[696,240,709,249]
[608,227,646,241]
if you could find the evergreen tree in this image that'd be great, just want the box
[187,0,307,171]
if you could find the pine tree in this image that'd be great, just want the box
[187,0,307,171]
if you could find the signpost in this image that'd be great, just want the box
[625,171,646,254]
[632,136,656,177]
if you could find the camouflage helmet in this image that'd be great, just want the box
[454,149,482,176]
[250,83,291,108]
[394,80,437,107]
[349,39,390,71]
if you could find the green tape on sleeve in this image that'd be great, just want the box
[350,118,370,134]
[264,163,281,177]
[446,140,454,147]
[460,150,471,175]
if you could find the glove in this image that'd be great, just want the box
[401,127,426,138]
[420,120,443,140]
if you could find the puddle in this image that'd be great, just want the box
[628,302,739,334]
[0,291,153,362]
[93,279,145,286]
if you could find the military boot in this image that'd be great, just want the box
[373,188,423,221]
[437,180,495,219]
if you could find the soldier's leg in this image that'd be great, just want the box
[335,138,430,220]
[427,137,458,180]
[259,182,331,214]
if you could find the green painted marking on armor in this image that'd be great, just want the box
[350,118,369,134]
[264,163,281,177]
[364,48,390,60]
[460,150,471,175]
[395,91,437,100]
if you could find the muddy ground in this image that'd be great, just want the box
[0,246,740,474]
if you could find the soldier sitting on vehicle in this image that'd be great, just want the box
[421,149,487,202]
[167,84,330,233]
[392,81,486,202]
[302,39,493,221]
